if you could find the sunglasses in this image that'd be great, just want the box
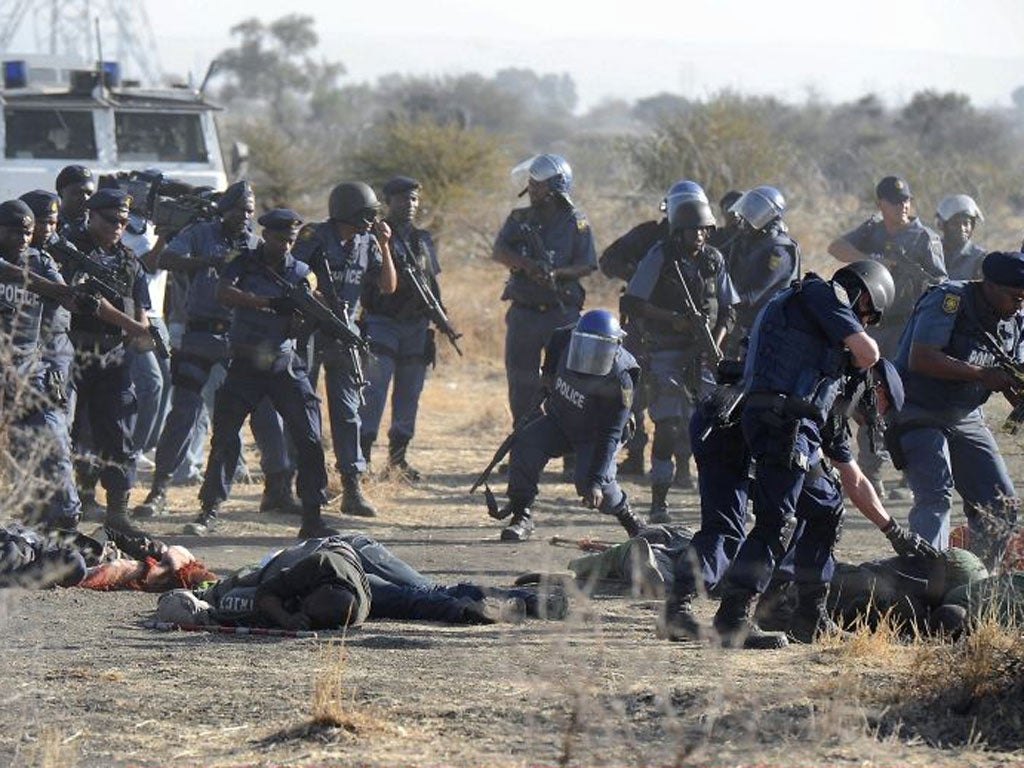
[96,210,129,227]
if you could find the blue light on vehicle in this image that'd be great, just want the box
[3,60,29,89]
[102,61,121,88]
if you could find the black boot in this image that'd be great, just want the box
[499,501,534,542]
[648,482,671,524]
[713,582,789,649]
[753,579,797,632]
[260,471,303,515]
[340,473,377,517]
[789,583,848,644]
[616,450,645,477]
[385,438,422,482]
[298,504,341,539]
[184,503,221,536]
[659,589,703,641]
[103,490,150,539]
[79,490,105,523]
[609,498,643,538]
[133,476,170,518]
[673,464,694,490]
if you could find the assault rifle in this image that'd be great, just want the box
[393,234,463,356]
[518,221,567,311]
[670,258,723,365]
[470,393,547,519]
[262,262,370,401]
[980,330,1024,434]
[46,237,169,359]
[846,366,882,452]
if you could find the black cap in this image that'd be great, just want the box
[0,199,36,228]
[876,176,912,204]
[982,251,1024,288]
[382,176,421,200]
[85,188,132,213]
[55,165,94,193]
[216,180,254,213]
[257,208,303,232]
[19,189,60,219]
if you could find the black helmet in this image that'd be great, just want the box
[328,182,380,224]
[833,260,895,324]
[668,199,716,234]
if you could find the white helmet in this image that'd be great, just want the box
[936,194,984,224]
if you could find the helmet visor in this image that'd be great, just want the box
[566,331,619,376]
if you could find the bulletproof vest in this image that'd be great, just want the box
[863,217,943,319]
[64,231,138,337]
[228,249,309,367]
[732,224,800,328]
[500,205,587,309]
[743,277,847,420]
[0,252,46,369]
[181,220,258,322]
[363,223,436,321]
[944,241,986,282]
[642,242,724,348]
[36,252,72,337]
[548,342,640,440]
[296,223,374,320]
[901,282,1023,411]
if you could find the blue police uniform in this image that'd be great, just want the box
[891,281,1021,556]
[358,221,440,466]
[147,220,290,492]
[722,274,864,594]
[623,241,738,488]
[495,202,596,423]
[0,247,81,528]
[197,247,328,515]
[506,329,639,519]
[293,222,382,477]
[725,220,800,346]
[944,241,987,281]
[63,225,150,502]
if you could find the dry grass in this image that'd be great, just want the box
[309,643,397,738]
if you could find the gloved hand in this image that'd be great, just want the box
[268,295,296,315]
[882,519,939,560]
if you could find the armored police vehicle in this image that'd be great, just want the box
[0,54,228,200]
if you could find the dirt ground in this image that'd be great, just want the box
[1,360,1022,768]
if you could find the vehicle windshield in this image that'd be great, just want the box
[4,108,97,159]
[115,111,208,163]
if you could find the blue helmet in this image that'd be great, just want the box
[567,309,625,375]
[660,179,708,213]
[730,185,786,230]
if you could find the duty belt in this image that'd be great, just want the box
[187,318,231,335]
[744,392,824,424]
[511,300,562,313]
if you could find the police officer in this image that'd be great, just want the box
[494,309,643,541]
[358,176,440,481]
[493,154,597,429]
[16,191,81,528]
[55,165,95,233]
[889,251,1024,566]
[936,195,986,281]
[134,181,299,519]
[828,175,946,497]
[293,182,398,518]
[62,189,154,536]
[192,208,337,539]
[599,180,709,477]
[622,197,739,522]
[707,261,893,649]
[708,189,744,254]
[723,186,800,351]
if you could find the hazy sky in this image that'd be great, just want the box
[10,0,1024,109]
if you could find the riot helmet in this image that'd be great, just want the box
[730,185,786,231]
[512,154,573,198]
[832,260,895,325]
[566,309,625,376]
[667,198,716,234]
[328,182,380,225]
[936,194,984,225]
[659,179,708,213]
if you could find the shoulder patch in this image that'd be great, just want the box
[768,254,782,271]
[621,384,633,410]
[576,216,589,233]
[942,293,961,315]
[832,282,851,307]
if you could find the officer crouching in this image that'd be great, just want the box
[494,309,643,541]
